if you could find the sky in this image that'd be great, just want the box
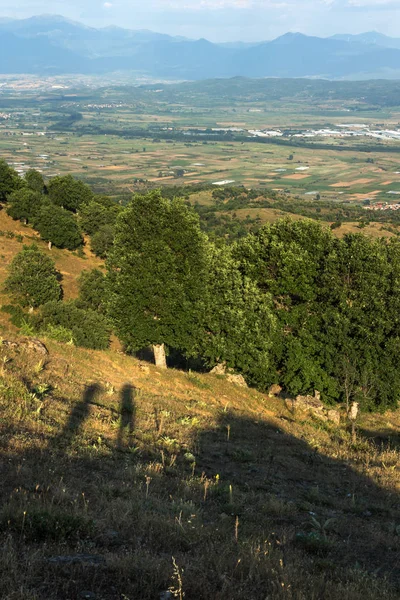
[0,0,399,42]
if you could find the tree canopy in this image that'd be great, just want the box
[34,202,83,250]
[107,191,209,364]
[5,244,62,308]
[47,174,93,212]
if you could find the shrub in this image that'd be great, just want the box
[77,268,108,313]
[34,301,111,350]
[4,245,62,308]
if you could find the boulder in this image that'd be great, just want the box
[2,338,48,355]
[226,373,248,388]
[294,392,325,419]
[210,363,227,375]
[269,384,282,396]
[327,409,341,425]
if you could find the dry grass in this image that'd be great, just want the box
[0,331,399,600]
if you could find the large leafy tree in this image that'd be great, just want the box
[5,244,62,308]
[80,197,120,235]
[24,169,45,194]
[33,202,83,250]
[200,244,276,388]
[0,160,23,202]
[235,218,339,398]
[47,174,93,212]
[7,188,43,223]
[107,191,209,367]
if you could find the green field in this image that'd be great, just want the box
[1,76,400,204]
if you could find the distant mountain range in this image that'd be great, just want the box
[1,15,400,80]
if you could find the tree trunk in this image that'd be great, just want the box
[48,241,52,250]
[153,343,167,369]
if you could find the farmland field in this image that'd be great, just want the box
[1,76,400,206]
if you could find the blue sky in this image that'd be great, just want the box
[0,0,399,41]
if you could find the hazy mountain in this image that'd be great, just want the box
[2,15,400,80]
[0,30,89,74]
[332,31,400,50]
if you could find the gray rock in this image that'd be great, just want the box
[80,592,96,600]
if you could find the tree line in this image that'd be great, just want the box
[1,160,399,412]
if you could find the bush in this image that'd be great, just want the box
[33,301,111,350]
[33,202,83,250]
[77,268,108,313]
[4,245,62,308]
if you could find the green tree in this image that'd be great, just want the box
[24,169,45,193]
[107,191,209,367]
[90,224,115,258]
[77,269,108,313]
[34,202,83,250]
[47,174,93,212]
[201,244,275,388]
[235,218,340,399]
[0,160,23,202]
[80,197,120,236]
[7,188,43,223]
[5,244,62,308]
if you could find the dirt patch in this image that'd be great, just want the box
[330,178,374,187]
[284,174,311,180]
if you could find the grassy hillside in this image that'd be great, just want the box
[1,329,399,600]
[0,207,399,599]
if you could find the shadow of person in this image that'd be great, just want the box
[117,384,136,449]
[50,383,102,450]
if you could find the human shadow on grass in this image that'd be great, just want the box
[2,392,399,599]
[195,411,400,588]
[117,383,136,449]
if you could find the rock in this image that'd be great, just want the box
[160,592,173,600]
[348,401,359,422]
[210,362,227,375]
[80,593,96,600]
[226,373,248,388]
[2,338,48,356]
[269,384,282,396]
[294,392,326,420]
[47,554,106,566]
[327,409,341,425]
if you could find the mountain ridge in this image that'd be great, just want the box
[1,15,400,80]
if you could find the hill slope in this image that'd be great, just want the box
[0,210,399,599]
